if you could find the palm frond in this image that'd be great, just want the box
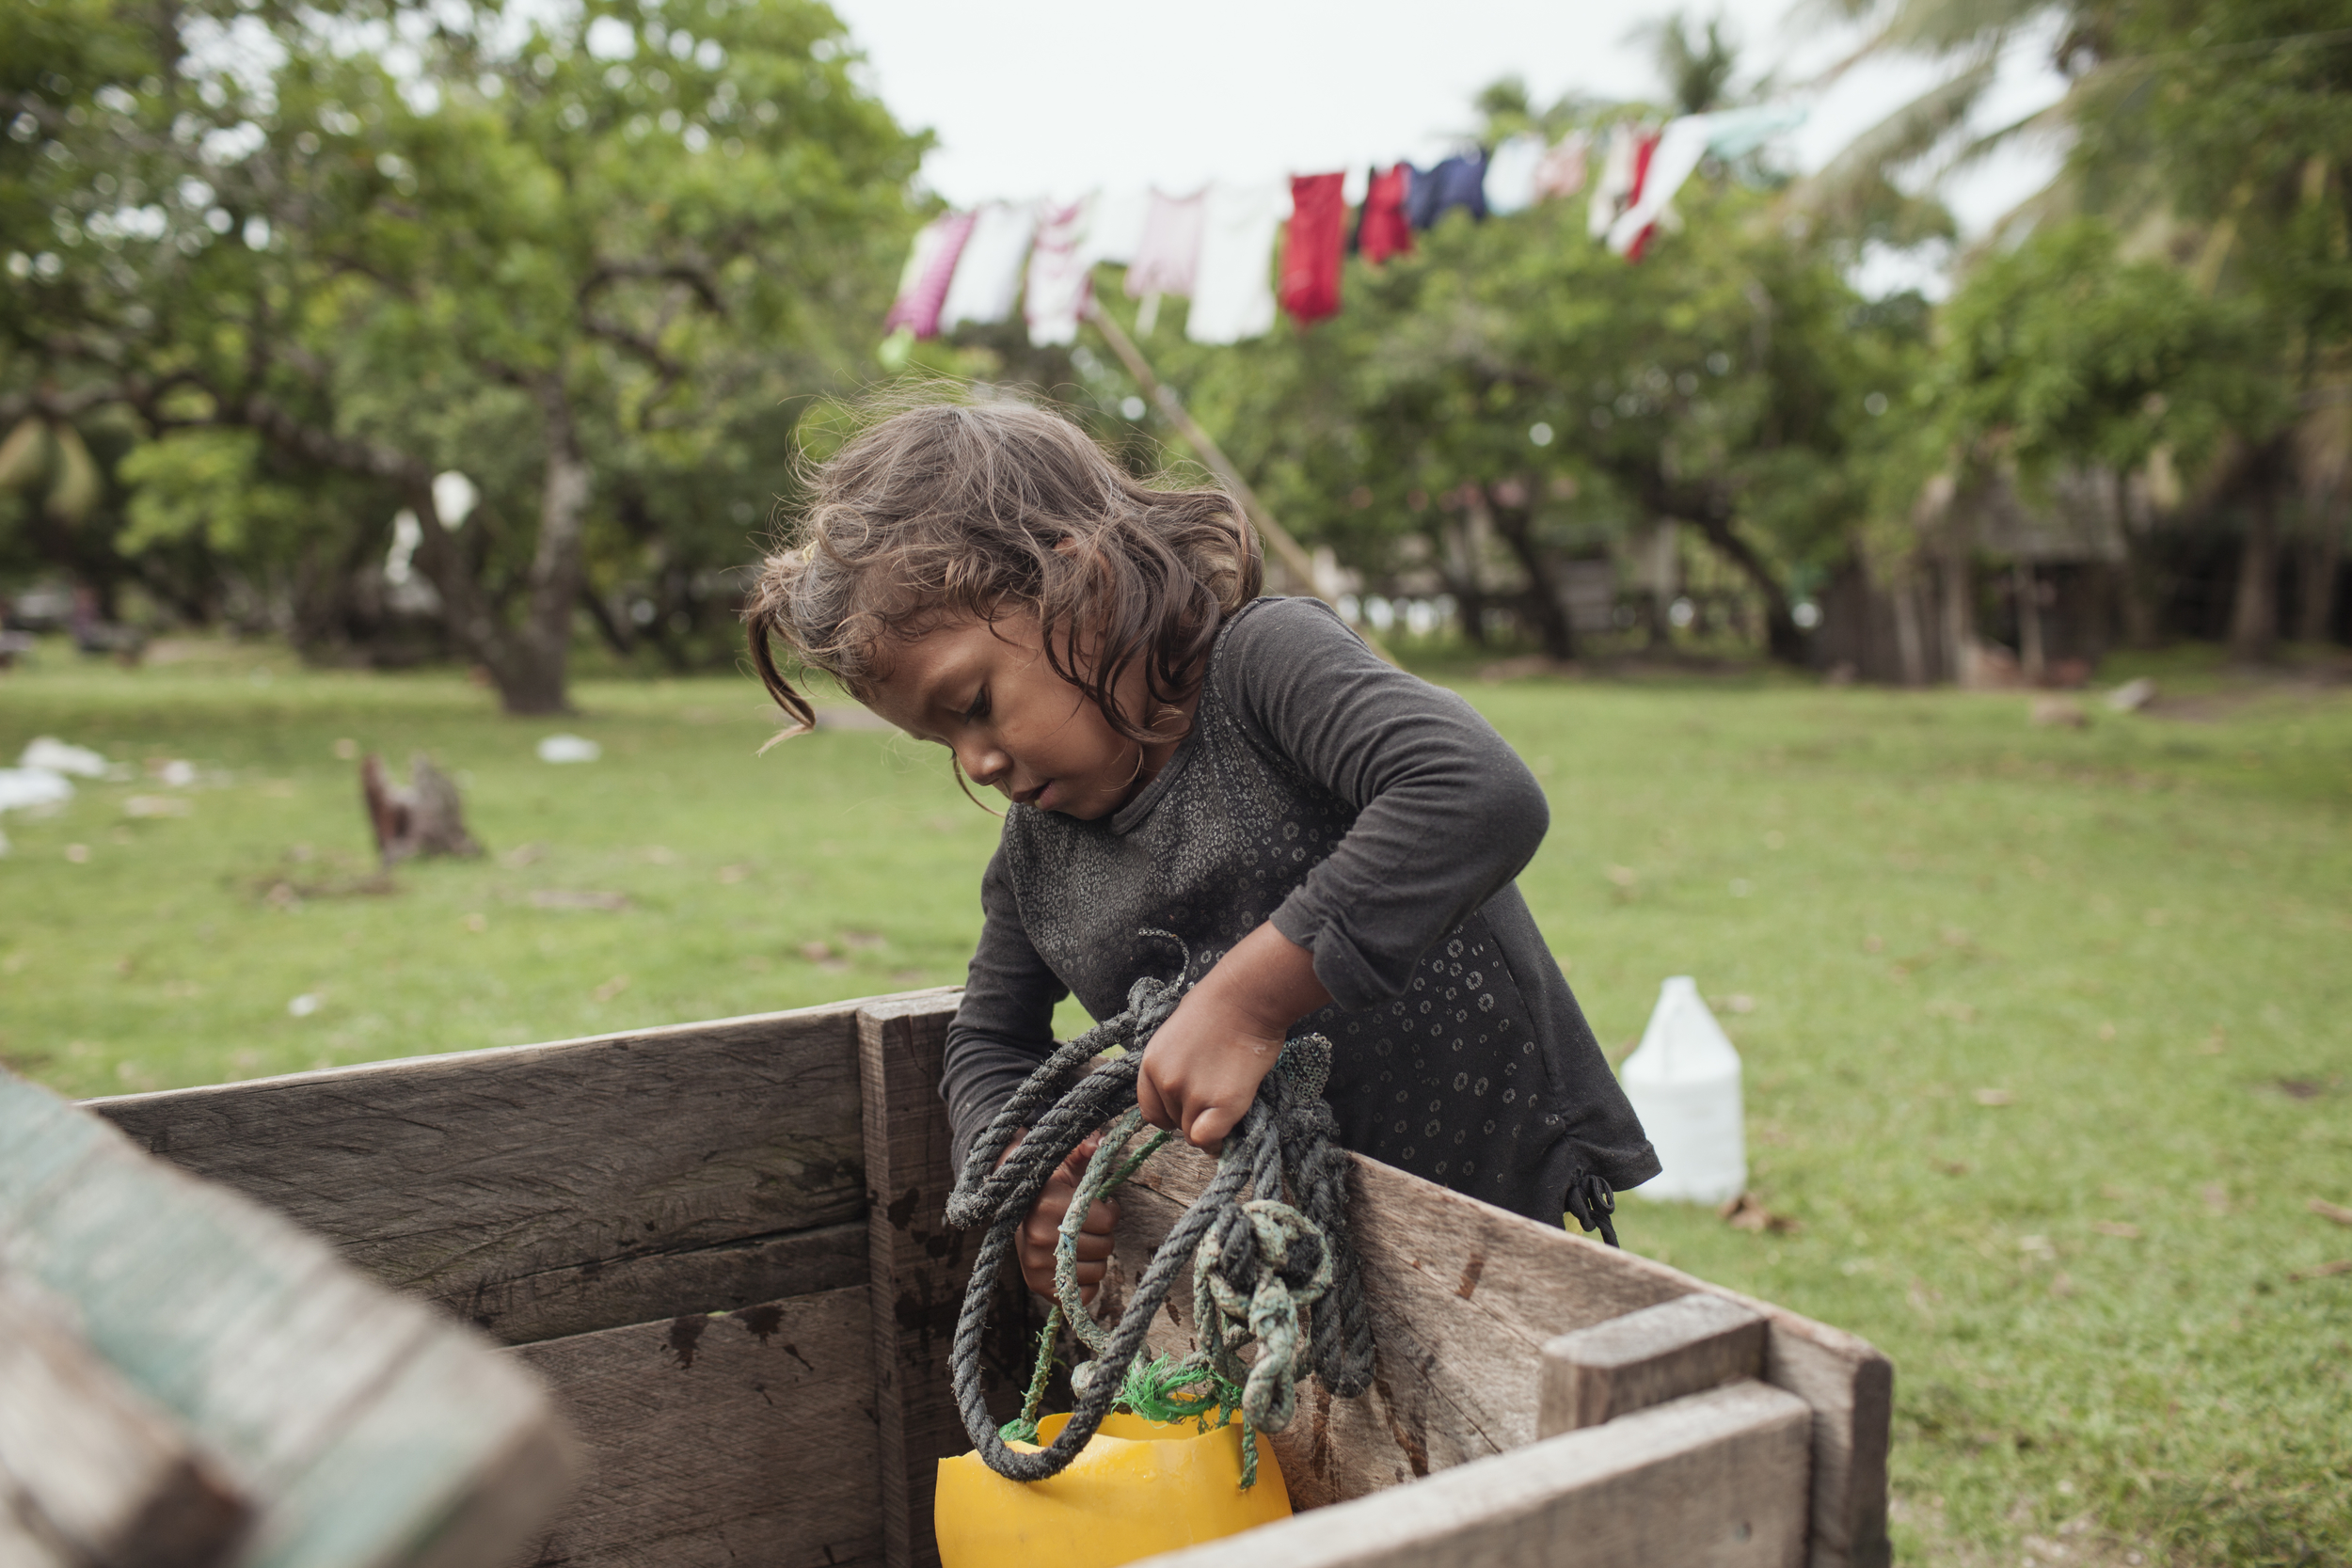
[1778,55,1998,225]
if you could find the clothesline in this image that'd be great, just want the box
[879,103,1806,358]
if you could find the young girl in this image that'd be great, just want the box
[745,399,1656,1301]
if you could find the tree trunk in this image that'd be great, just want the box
[2013,562,2045,681]
[498,377,594,715]
[1438,517,1492,649]
[2228,483,2280,663]
[2296,485,2344,645]
[1643,521,1678,648]
[1690,514,1804,664]
[1939,545,1974,678]
[1890,572,1928,687]
[1484,485,1575,661]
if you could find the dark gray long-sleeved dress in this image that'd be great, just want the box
[942,596,1658,1226]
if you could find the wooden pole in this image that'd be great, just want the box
[1083,296,1399,665]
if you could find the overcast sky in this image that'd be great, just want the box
[824,0,2074,297]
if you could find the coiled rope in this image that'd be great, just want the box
[945,944,1375,1485]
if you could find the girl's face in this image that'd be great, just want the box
[863,613,1186,820]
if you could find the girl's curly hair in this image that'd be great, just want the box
[745,396,1262,744]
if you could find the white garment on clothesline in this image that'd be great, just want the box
[1588,123,1640,240]
[1482,134,1546,216]
[1025,197,1093,347]
[1608,116,1711,256]
[1082,186,1152,267]
[1185,181,1287,345]
[939,201,1037,331]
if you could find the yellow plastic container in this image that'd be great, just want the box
[934,1412,1292,1568]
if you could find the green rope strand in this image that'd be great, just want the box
[998,1301,1065,1446]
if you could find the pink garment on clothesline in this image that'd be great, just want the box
[1025,198,1094,347]
[882,210,977,339]
[1126,187,1207,299]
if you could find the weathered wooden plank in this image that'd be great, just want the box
[85,997,928,1338]
[1,1069,572,1568]
[0,1276,249,1568]
[1107,1138,1890,1568]
[507,1287,882,1568]
[857,997,961,1568]
[1539,1292,1767,1433]
[453,1223,867,1347]
[1129,1380,1814,1568]
[854,994,1043,1568]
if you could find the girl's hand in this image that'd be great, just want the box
[1137,923,1332,1150]
[1003,1132,1120,1303]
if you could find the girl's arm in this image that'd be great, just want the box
[1139,597,1549,1146]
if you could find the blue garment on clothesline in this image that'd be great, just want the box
[1406,152,1488,230]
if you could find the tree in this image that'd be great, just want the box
[5,0,923,709]
[1110,119,1896,667]
[1791,0,2352,657]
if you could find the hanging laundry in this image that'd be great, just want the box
[1186,181,1286,344]
[1126,187,1207,299]
[1082,186,1152,267]
[1702,102,1807,160]
[1482,135,1546,216]
[1586,124,1640,240]
[1534,131,1590,201]
[939,201,1038,331]
[1406,152,1488,230]
[1351,163,1414,263]
[1609,115,1710,261]
[1279,171,1347,325]
[1025,198,1093,347]
[882,210,977,340]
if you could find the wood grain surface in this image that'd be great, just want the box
[1104,1136,1890,1568]
[508,1287,881,1568]
[1539,1292,1768,1433]
[86,996,955,1343]
[1126,1380,1814,1568]
[856,995,1057,1568]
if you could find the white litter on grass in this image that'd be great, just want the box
[20,736,108,777]
[156,758,198,787]
[536,735,602,764]
[287,993,321,1018]
[1621,976,1749,1205]
[2106,677,2157,713]
[0,768,73,812]
[124,795,193,818]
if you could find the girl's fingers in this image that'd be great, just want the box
[1187,1102,1238,1152]
[1070,1230,1116,1263]
[1136,1070,1173,1132]
[1082,1196,1120,1235]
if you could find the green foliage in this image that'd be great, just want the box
[117,428,305,556]
[4,0,926,694]
[1936,219,2280,483]
[1113,175,1918,658]
[2072,0,2352,345]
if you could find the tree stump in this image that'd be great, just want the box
[361,752,485,865]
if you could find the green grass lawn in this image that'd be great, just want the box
[4,636,2348,1566]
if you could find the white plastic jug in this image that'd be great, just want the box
[1620,976,1747,1203]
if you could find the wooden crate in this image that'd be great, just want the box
[88,989,1890,1568]
[1,1069,571,1568]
